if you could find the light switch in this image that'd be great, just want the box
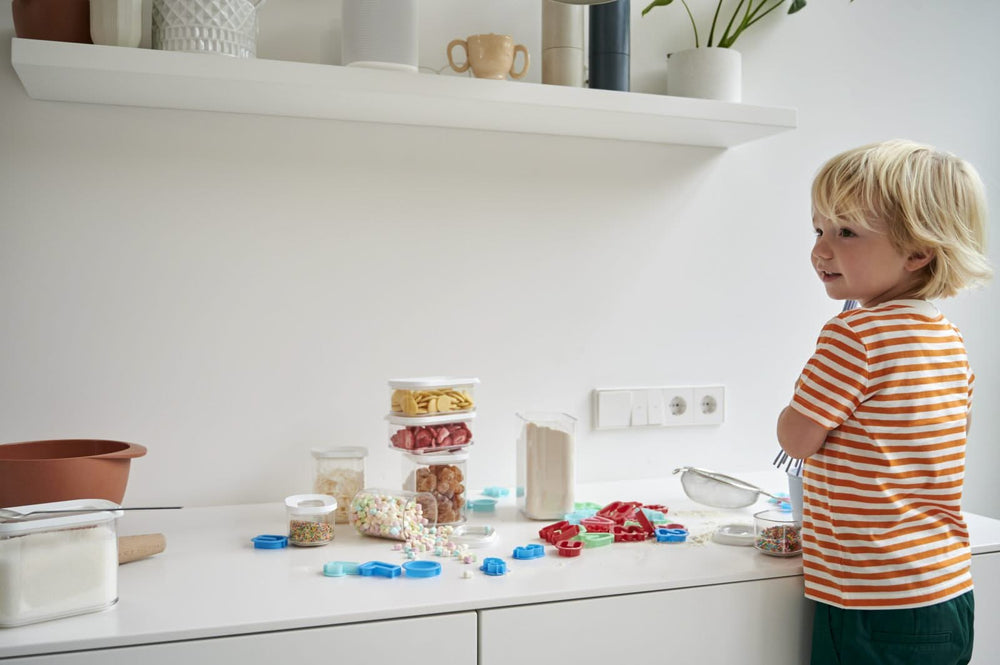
[595,390,632,429]
[646,389,665,425]
[630,390,648,427]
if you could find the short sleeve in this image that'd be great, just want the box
[789,317,869,431]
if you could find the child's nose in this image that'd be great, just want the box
[812,237,832,260]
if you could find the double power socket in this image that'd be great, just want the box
[593,385,725,429]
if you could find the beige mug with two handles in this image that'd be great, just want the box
[447,33,529,80]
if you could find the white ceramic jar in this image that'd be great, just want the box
[90,0,143,47]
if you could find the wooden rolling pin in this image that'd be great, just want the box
[118,533,166,564]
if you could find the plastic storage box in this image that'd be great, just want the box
[753,509,802,557]
[387,413,474,453]
[401,450,469,525]
[349,488,438,540]
[0,499,123,627]
[388,377,478,417]
[284,494,337,546]
[311,446,367,524]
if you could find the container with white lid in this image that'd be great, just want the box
[389,377,479,417]
[402,449,469,526]
[311,446,367,524]
[387,412,474,453]
[284,494,337,546]
[0,499,123,627]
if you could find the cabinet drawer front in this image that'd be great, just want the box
[3,612,477,665]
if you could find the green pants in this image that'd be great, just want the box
[811,591,974,665]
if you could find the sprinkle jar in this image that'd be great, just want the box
[349,488,437,541]
[753,509,802,557]
[311,446,367,524]
[285,494,337,547]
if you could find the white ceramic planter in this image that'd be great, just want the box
[90,0,142,47]
[667,47,742,103]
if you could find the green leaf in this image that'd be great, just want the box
[789,0,807,14]
[641,0,675,17]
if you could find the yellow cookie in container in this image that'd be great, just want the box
[388,377,478,417]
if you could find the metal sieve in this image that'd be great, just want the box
[674,466,782,509]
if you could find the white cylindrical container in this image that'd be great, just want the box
[516,412,576,520]
[542,0,584,86]
[90,0,142,47]
[341,0,418,72]
[666,47,742,102]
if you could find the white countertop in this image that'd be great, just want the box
[2,473,999,659]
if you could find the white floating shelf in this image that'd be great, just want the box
[11,38,796,147]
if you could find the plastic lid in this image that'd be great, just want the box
[451,524,497,548]
[388,377,480,389]
[285,494,338,515]
[712,523,755,546]
[0,499,123,536]
[386,412,476,426]
[402,449,470,465]
[311,446,368,459]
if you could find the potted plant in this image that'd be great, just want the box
[640,0,809,102]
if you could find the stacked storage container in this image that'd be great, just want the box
[386,377,479,526]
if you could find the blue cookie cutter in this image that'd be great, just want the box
[358,561,402,578]
[512,543,545,560]
[480,557,507,576]
[402,561,442,578]
[482,486,510,498]
[252,534,288,549]
[468,498,497,512]
[655,527,689,543]
[323,561,361,577]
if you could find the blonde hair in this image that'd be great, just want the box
[812,139,992,299]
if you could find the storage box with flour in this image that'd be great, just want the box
[516,412,576,520]
[0,499,122,627]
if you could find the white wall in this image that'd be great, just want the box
[2,0,998,518]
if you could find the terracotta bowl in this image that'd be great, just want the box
[0,439,147,508]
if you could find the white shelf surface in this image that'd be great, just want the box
[11,37,796,147]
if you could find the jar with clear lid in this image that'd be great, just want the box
[285,494,337,546]
[349,487,438,540]
[401,449,469,526]
[311,446,367,524]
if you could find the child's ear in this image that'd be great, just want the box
[905,248,936,272]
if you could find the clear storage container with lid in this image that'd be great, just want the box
[401,449,469,526]
[311,446,367,524]
[0,499,123,627]
[516,411,576,520]
[389,377,479,417]
[285,494,337,546]
[349,487,438,540]
[387,412,474,453]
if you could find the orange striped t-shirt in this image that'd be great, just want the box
[790,299,973,610]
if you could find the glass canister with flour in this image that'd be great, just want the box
[516,412,576,520]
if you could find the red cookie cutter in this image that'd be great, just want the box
[539,520,581,545]
[580,515,615,533]
[612,524,647,543]
[597,501,642,524]
[555,539,583,557]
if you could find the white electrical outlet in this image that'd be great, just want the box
[693,386,725,425]
[662,387,695,426]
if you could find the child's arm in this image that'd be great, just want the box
[776,405,828,459]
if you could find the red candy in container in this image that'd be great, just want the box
[387,413,474,453]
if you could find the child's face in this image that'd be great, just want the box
[811,212,926,307]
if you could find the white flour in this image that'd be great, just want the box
[522,422,575,519]
[0,525,118,627]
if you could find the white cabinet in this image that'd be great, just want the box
[480,576,811,665]
[0,612,477,665]
[971,552,1000,664]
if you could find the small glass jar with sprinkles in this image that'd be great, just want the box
[753,509,802,557]
[285,494,337,547]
